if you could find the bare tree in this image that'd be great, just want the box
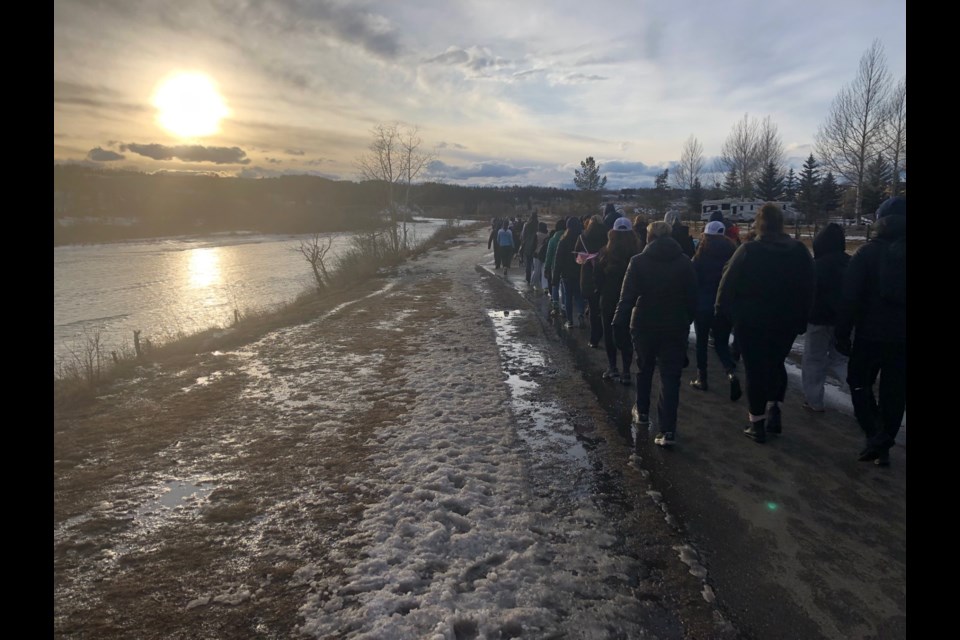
[672,135,704,191]
[356,122,432,253]
[815,39,892,218]
[297,234,334,292]
[721,114,761,200]
[755,116,785,174]
[882,76,906,197]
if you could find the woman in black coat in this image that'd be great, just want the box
[576,215,609,346]
[552,217,585,328]
[594,218,640,384]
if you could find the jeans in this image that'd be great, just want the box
[693,310,736,374]
[532,258,545,288]
[847,338,906,451]
[561,277,585,324]
[801,323,848,410]
[735,324,797,417]
[633,328,688,433]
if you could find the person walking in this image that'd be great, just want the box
[801,223,851,413]
[689,220,741,401]
[595,217,641,385]
[544,218,565,316]
[602,202,621,230]
[487,218,502,269]
[715,203,814,444]
[613,220,698,447]
[665,210,696,258]
[576,215,609,347]
[835,196,906,467]
[520,210,540,285]
[496,220,515,278]
[553,217,586,329]
[633,214,648,251]
[531,220,549,291]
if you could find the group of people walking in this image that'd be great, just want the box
[488,196,906,465]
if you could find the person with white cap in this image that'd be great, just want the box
[594,216,641,385]
[690,220,741,400]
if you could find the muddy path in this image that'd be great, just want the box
[54,230,736,639]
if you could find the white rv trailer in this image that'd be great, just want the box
[701,199,800,223]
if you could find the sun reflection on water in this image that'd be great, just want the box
[188,248,221,289]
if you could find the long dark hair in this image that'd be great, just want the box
[603,229,640,266]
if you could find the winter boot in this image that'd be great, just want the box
[766,404,782,434]
[690,369,708,391]
[744,419,766,443]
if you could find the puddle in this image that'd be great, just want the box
[487,310,589,470]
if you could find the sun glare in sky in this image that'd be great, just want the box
[152,72,229,139]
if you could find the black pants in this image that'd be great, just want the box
[601,303,633,373]
[492,244,501,268]
[524,250,535,282]
[633,328,688,433]
[846,338,906,451]
[735,324,797,417]
[694,310,736,374]
[586,293,603,345]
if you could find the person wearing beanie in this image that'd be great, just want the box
[801,223,851,413]
[690,220,741,400]
[552,216,586,328]
[835,196,906,467]
[664,210,696,258]
[613,220,698,447]
[715,203,815,443]
[603,202,621,230]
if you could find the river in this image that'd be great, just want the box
[53,219,450,375]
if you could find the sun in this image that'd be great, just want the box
[151,72,229,139]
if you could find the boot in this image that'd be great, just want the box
[728,372,742,402]
[744,419,766,443]
[766,404,782,434]
[690,369,708,391]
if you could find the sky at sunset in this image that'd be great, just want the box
[54,0,906,188]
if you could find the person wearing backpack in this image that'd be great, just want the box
[835,196,906,467]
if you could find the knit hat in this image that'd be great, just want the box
[613,217,632,231]
[664,211,680,225]
[705,220,725,235]
[876,196,906,219]
[566,217,582,233]
[709,210,725,223]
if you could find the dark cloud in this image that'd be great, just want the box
[238,166,341,180]
[87,147,125,162]
[424,46,511,73]
[436,141,467,150]
[427,160,531,180]
[285,149,306,155]
[53,80,146,113]
[119,143,251,164]
[564,73,607,82]
[266,158,283,164]
[601,160,665,176]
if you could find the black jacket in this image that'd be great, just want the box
[552,232,581,284]
[671,224,696,259]
[692,235,736,313]
[835,215,906,343]
[576,224,608,298]
[809,224,850,326]
[595,241,640,316]
[613,236,697,333]
[715,232,814,335]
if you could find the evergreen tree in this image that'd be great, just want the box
[796,154,821,223]
[755,159,785,201]
[861,153,893,218]
[653,168,670,215]
[722,167,740,198]
[784,168,797,201]
[820,172,842,220]
[573,156,607,214]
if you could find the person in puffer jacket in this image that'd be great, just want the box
[835,196,906,467]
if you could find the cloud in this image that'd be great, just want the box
[425,48,470,65]
[285,149,305,155]
[600,160,666,177]
[119,143,251,164]
[436,141,467,150]
[238,165,341,180]
[559,73,607,83]
[53,80,146,113]
[87,147,125,161]
[427,159,532,180]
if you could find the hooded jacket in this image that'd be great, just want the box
[715,232,814,335]
[809,223,850,326]
[577,220,609,297]
[835,211,906,343]
[602,203,620,231]
[613,236,697,333]
[552,219,583,284]
[664,211,696,258]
